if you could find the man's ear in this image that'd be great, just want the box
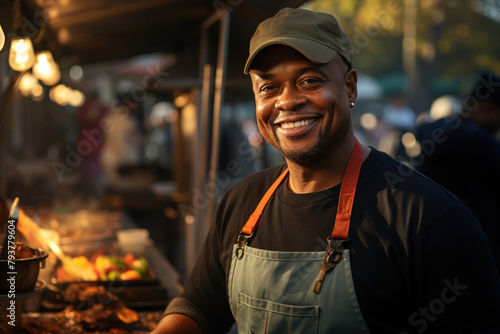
[345,69,358,103]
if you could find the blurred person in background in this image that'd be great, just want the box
[412,71,500,276]
[76,92,108,197]
[378,95,417,158]
[382,95,417,131]
[100,94,142,190]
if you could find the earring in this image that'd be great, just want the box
[350,102,355,108]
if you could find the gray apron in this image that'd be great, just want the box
[228,138,370,333]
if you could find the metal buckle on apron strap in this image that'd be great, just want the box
[313,236,350,294]
[236,232,253,260]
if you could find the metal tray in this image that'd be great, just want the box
[41,279,168,310]
[41,254,168,310]
[21,310,164,333]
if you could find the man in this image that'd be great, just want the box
[412,71,500,276]
[153,8,500,334]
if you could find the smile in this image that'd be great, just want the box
[280,118,316,129]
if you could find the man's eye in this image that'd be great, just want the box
[302,78,320,85]
[260,85,276,92]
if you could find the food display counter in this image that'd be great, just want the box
[0,208,183,334]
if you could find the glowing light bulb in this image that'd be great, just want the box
[33,51,61,86]
[52,84,72,106]
[0,25,5,51]
[9,38,36,71]
[69,89,85,107]
[19,72,39,96]
[31,83,44,101]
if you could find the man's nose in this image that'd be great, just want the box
[275,86,307,111]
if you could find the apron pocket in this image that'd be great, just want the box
[237,292,319,334]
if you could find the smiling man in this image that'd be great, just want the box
[249,44,361,193]
[153,8,500,334]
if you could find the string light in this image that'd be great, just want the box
[31,83,44,101]
[33,51,61,86]
[9,37,35,71]
[19,72,39,96]
[0,24,5,51]
[50,84,85,107]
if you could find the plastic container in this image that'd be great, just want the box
[117,229,152,256]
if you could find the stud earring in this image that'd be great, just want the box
[350,102,355,108]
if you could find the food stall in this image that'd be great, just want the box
[0,0,307,332]
[0,200,184,333]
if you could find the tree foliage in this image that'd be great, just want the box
[304,0,500,108]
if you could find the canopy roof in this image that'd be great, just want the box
[11,0,306,67]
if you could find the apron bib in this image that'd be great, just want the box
[228,138,370,333]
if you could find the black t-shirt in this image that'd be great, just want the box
[165,148,500,334]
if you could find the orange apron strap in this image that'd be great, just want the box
[241,168,289,235]
[241,137,363,238]
[331,137,363,239]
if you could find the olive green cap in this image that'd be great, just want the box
[244,7,353,74]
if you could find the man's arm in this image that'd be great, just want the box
[151,314,203,334]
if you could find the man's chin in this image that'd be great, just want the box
[280,143,322,163]
[274,131,323,162]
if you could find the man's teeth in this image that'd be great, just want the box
[281,119,315,129]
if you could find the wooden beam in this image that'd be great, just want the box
[48,0,186,29]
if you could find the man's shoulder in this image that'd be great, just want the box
[362,148,464,204]
[214,164,287,233]
[218,164,287,211]
[360,148,480,238]
[228,164,287,193]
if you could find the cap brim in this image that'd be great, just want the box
[244,37,338,74]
